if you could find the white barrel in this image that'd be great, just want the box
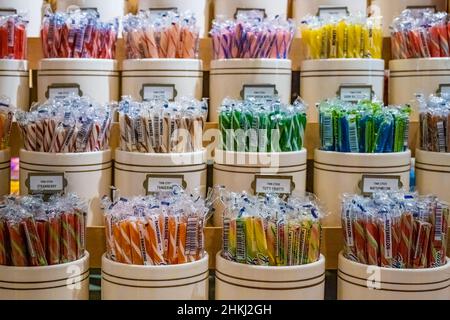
[314,150,411,227]
[210,59,292,122]
[215,252,326,300]
[293,0,367,28]
[38,58,119,104]
[101,253,209,300]
[0,0,44,37]
[337,252,450,300]
[214,0,288,19]
[19,150,112,227]
[56,0,126,22]
[213,149,307,226]
[301,59,385,122]
[0,60,29,111]
[0,148,10,197]
[415,149,450,203]
[0,252,90,300]
[389,58,450,121]
[370,0,447,37]
[138,0,210,38]
[115,149,208,197]
[122,59,203,101]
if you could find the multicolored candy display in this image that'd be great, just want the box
[419,94,450,153]
[0,14,27,60]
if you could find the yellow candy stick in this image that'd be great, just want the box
[253,217,269,265]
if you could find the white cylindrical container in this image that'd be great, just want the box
[138,0,210,38]
[38,58,119,104]
[370,0,447,37]
[214,0,288,19]
[101,254,209,300]
[389,58,450,121]
[210,59,292,122]
[115,149,208,197]
[0,60,29,111]
[0,148,10,197]
[122,59,203,101]
[56,0,126,22]
[338,252,450,300]
[215,252,326,300]
[300,59,385,122]
[314,150,411,227]
[0,252,90,300]
[19,150,112,227]
[0,0,43,37]
[415,149,450,203]
[213,149,307,226]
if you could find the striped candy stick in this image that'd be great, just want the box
[22,217,47,266]
[61,212,78,263]
[353,216,367,265]
[266,220,277,266]
[365,214,380,266]
[119,220,133,264]
[74,209,86,260]
[177,218,188,264]
[47,215,61,265]
[7,220,28,266]
[398,212,414,268]
[379,214,393,268]
[104,214,116,261]
[137,218,152,265]
[128,218,144,265]
[145,216,165,265]
[253,216,269,265]
[412,221,432,269]
[112,222,126,263]
[35,120,45,152]
[168,215,179,265]
[0,219,8,265]
[36,219,48,261]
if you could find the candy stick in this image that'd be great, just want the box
[7,220,28,266]
[177,219,187,264]
[22,217,47,266]
[167,215,178,264]
[47,214,61,265]
[412,221,432,269]
[61,212,77,263]
[119,220,133,264]
[398,212,413,268]
[0,219,8,265]
[129,219,144,265]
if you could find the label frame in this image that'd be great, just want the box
[146,7,178,15]
[80,7,100,17]
[359,175,403,197]
[25,172,67,195]
[406,5,437,13]
[317,6,349,18]
[240,84,278,101]
[46,83,82,100]
[0,8,17,16]
[251,175,295,196]
[338,84,373,103]
[437,84,450,95]
[234,8,267,19]
[140,83,177,101]
[143,174,187,195]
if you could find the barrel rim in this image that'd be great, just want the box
[102,269,209,282]
[102,273,209,289]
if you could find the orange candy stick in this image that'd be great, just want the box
[7,220,28,266]
[137,219,153,265]
[177,219,187,264]
[112,222,125,263]
[119,220,133,264]
[145,216,165,265]
[129,219,144,265]
[168,215,179,264]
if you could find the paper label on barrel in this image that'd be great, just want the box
[0,8,17,16]
[254,175,293,195]
[27,173,66,195]
[318,6,349,19]
[145,174,186,194]
[438,84,450,95]
[406,5,437,14]
[80,7,100,17]
[142,84,176,101]
[147,7,178,16]
[242,84,277,101]
[235,8,266,19]
[361,175,401,196]
[47,84,81,100]
[339,85,373,103]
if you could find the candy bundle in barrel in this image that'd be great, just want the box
[221,192,323,266]
[118,97,207,154]
[41,8,118,59]
[342,192,449,269]
[319,99,411,153]
[16,95,112,153]
[301,14,383,60]
[0,97,13,150]
[0,14,27,60]
[103,188,209,266]
[123,11,200,59]
[210,12,295,59]
[219,98,307,152]
[0,194,87,267]
[391,9,450,60]
[419,94,450,153]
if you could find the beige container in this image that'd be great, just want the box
[0,0,43,37]
[370,0,447,37]
[101,254,209,300]
[0,148,10,197]
[215,252,326,300]
[0,60,29,111]
[214,0,288,19]
[337,252,450,300]
[0,252,90,300]
[293,0,367,24]
[314,149,411,227]
[210,59,292,122]
[301,58,385,122]
[415,149,450,203]
[213,149,307,226]
[390,58,450,121]
[19,149,112,227]
[122,59,203,101]
[115,149,207,197]
[138,0,210,38]
[56,0,126,21]
[38,58,119,104]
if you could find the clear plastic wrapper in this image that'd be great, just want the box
[419,94,450,153]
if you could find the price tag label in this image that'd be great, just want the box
[141,84,176,101]
[406,5,436,14]
[144,174,186,195]
[253,175,294,195]
[234,8,266,19]
[46,84,82,100]
[241,84,277,101]
[0,8,17,16]
[437,84,450,95]
[147,7,178,16]
[80,7,100,17]
[318,6,349,19]
[360,175,402,196]
[339,85,373,103]
[26,173,67,195]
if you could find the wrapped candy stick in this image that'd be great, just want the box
[47,214,61,265]
[61,212,77,263]
[0,219,8,265]
[7,220,28,266]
